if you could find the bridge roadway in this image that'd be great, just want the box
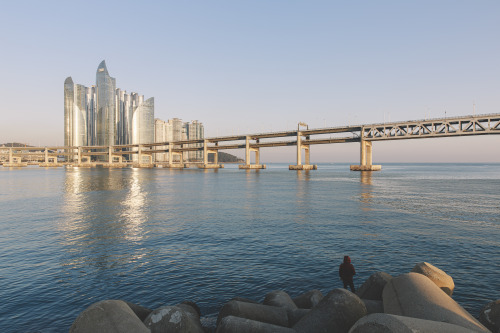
[1,113,499,170]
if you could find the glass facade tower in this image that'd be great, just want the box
[64,61,154,161]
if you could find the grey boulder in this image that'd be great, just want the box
[263,290,298,311]
[293,289,324,309]
[479,299,500,333]
[383,272,489,332]
[217,300,289,327]
[349,313,480,333]
[70,299,149,333]
[216,315,295,333]
[293,288,366,333]
[144,304,204,333]
[411,262,455,296]
[356,272,392,301]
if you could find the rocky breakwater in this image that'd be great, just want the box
[70,261,499,332]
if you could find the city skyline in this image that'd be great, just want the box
[64,60,154,161]
[1,1,499,162]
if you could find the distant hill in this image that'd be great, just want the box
[0,142,32,148]
[208,152,244,163]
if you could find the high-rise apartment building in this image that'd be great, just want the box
[64,61,154,160]
[153,118,204,162]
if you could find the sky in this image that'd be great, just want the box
[0,1,499,162]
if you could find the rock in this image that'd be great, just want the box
[348,313,479,333]
[286,308,310,327]
[124,301,152,322]
[70,299,149,333]
[216,315,295,333]
[411,262,455,296]
[292,289,324,309]
[293,288,366,333]
[217,300,289,327]
[479,299,500,333]
[356,272,392,301]
[361,299,383,314]
[383,272,489,332]
[144,305,204,333]
[263,290,298,311]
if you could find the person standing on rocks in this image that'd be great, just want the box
[339,255,356,292]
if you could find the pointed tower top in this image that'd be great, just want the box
[97,60,108,74]
[64,76,74,85]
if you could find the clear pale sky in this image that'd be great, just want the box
[1,1,499,162]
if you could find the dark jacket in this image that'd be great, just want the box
[339,256,356,281]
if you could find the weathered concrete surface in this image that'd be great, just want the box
[479,299,500,333]
[197,164,224,169]
[348,313,479,333]
[350,165,382,171]
[144,305,204,333]
[263,290,298,311]
[229,297,259,304]
[293,288,366,333]
[124,301,152,322]
[238,164,266,169]
[216,300,289,327]
[361,299,383,314]
[289,164,318,170]
[293,289,324,309]
[383,272,489,332]
[287,308,310,327]
[356,272,392,301]
[216,315,295,333]
[69,300,149,333]
[411,262,455,296]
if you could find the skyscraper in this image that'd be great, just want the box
[64,61,154,160]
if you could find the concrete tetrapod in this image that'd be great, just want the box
[70,300,149,333]
[411,262,455,296]
[144,304,204,333]
[293,288,367,333]
[348,313,480,333]
[293,289,324,309]
[382,272,489,332]
[216,315,296,333]
[216,300,289,327]
[263,290,298,311]
[124,301,153,321]
[361,299,383,314]
[479,299,500,333]
[356,272,392,301]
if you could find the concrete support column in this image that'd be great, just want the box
[138,145,143,164]
[296,131,302,166]
[108,146,113,164]
[45,148,49,163]
[9,148,13,163]
[255,149,260,165]
[168,143,173,166]
[214,150,218,164]
[360,140,367,166]
[78,147,82,164]
[203,139,208,165]
[366,141,373,165]
[305,146,310,165]
[245,136,250,165]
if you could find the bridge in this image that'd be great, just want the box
[1,113,499,170]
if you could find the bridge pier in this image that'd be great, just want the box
[350,138,381,171]
[239,136,266,169]
[4,148,27,167]
[199,139,223,169]
[165,143,186,168]
[289,125,317,170]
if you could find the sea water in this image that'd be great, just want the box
[0,163,499,332]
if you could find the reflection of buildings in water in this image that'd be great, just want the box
[120,168,147,242]
[59,168,150,272]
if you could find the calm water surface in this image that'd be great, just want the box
[0,163,499,332]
